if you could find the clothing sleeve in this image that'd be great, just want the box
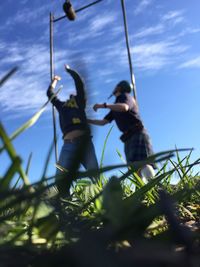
[66,68,86,108]
[116,94,128,104]
[116,93,135,111]
[104,111,114,123]
[47,85,62,111]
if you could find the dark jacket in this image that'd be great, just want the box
[47,68,89,138]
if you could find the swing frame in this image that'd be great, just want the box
[49,0,137,161]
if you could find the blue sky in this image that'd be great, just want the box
[0,0,200,183]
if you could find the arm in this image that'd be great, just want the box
[88,110,113,126]
[51,76,61,89]
[93,103,129,112]
[65,65,85,103]
[47,75,61,96]
[87,118,109,126]
[47,75,62,108]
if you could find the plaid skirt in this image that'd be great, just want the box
[124,130,156,168]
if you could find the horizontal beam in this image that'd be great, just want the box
[53,0,104,23]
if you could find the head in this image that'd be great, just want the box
[63,94,75,107]
[70,94,75,99]
[112,80,132,97]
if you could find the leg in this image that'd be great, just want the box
[124,131,156,183]
[81,138,99,182]
[56,142,79,196]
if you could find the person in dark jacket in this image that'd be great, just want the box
[87,80,156,183]
[47,65,98,194]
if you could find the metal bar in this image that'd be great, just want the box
[120,0,137,100]
[50,13,58,162]
[53,0,104,23]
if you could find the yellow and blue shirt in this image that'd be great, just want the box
[47,68,89,138]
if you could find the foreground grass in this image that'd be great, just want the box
[1,120,200,266]
[0,70,199,267]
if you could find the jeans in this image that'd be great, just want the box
[56,136,98,195]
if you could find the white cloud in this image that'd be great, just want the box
[90,14,115,32]
[178,56,200,69]
[162,10,185,25]
[67,30,96,43]
[132,9,187,40]
[0,41,25,65]
[108,25,124,37]
[0,38,100,115]
[134,0,153,15]
[96,68,117,77]
[0,76,46,113]
[0,35,190,115]
[66,13,117,43]
[0,41,72,114]
[0,41,6,50]
[178,27,200,37]
[98,38,189,71]
[162,10,183,21]
[0,2,197,116]
[130,41,189,70]
[4,6,48,27]
[133,24,164,38]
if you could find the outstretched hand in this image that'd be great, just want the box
[53,75,61,81]
[64,64,70,71]
[93,103,104,112]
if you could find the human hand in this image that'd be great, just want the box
[93,103,103,112]
[53,75,61,81]
[64,64,70,71]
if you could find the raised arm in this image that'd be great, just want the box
[65,65,85,103]
[47,75,62,109]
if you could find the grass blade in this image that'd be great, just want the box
[0,86,62,154]
[0,123,30,186]
[0,67,18,87]
[100,126,113,169]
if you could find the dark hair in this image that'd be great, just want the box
[116,80,132,93]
